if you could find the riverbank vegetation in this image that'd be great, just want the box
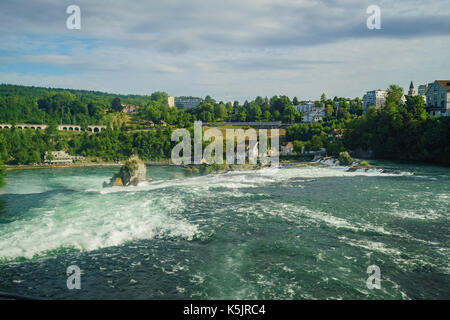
[343,85,450,166]
[284,86,449,166]
[0,160,5,187]
[338,151,354,166]
[287,120,348,156]
[0,126,174,164]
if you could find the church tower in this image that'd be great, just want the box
[408,81,417,96]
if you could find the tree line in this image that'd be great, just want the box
[286,119,349,156]
[185,94,363,124]
[0,84,364,128]
[0,126,174,165]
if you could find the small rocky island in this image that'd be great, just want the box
[103,156,149,187]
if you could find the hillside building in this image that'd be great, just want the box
[425,80,450,116]
[363,90,387,113]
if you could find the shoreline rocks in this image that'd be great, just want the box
[314,156,375,171]
[183,162,273,175]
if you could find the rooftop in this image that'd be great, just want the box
[436,80,450,91]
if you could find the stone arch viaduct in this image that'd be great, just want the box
[0,124,108,132]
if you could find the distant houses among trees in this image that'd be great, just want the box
[363,80,450,117]
[44,151,85,165]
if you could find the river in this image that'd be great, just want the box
[0,161,449,299]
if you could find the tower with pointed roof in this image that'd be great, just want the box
[408,81,417,96]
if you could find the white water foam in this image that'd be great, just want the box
[91,166,414,197]
[0,165,423,261]
[0,191,199,261]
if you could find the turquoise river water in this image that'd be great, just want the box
[0,161,449,299]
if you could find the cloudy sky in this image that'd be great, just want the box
[1,0,449,102]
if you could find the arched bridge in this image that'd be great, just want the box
[0,124,108,132]
[57,125,107,132]
[0,124,48,130]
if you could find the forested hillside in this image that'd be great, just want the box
[0,84,153,125]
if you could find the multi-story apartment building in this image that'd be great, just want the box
[175,97,202,109]
[418,84,430,96]
[294,101,316,113]
[425,80,450,116]
[363,89,387,113]
[168,96,175,108]
[302,108,325,123]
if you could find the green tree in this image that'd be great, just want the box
[214,103,228,121]
[349,97,364,116]
[385,85,404,107]
[282,105,298,123]
[262,110,271,121]
[309,135,324,151]
[405,95,427,120]
[150,91,169,102]
[338,151,353,165]
[327,140,345,156]
[238,110,247,121]
[325,105,334,119]
[293,140,305,153]
[111,97,123,112]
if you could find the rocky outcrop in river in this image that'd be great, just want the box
[103,156,147,187]
[313,154,375,171]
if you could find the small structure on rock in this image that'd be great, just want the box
[103,155,147,187]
